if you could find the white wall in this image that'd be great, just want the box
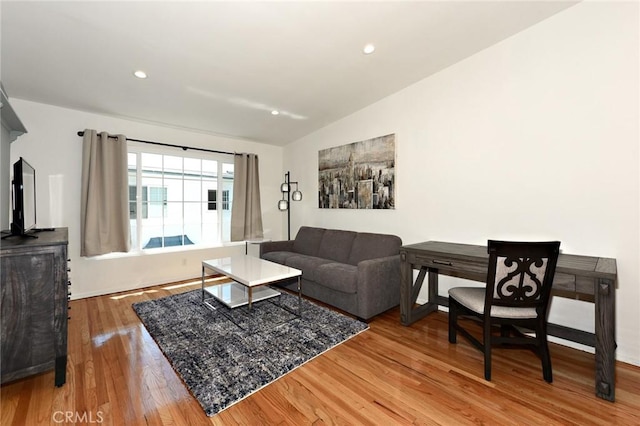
[284,2,640,365]
[1,123,11,229]
[9,100,284,298]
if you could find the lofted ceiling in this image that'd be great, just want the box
[1,1,577,146]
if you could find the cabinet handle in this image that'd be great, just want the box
[432,259,453,266]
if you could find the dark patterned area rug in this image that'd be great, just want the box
[132,289,368,416]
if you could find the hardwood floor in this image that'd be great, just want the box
[2,278,639,425]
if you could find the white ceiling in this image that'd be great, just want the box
[1,1,577,146]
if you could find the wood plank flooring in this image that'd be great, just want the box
[2,278,639,425]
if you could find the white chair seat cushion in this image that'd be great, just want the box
[449,287,538,319]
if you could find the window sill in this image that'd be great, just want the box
[87,241,244,260]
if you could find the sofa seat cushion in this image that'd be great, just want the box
[314,263,358,294]
[261,251,298,265]
[284,254,333,282]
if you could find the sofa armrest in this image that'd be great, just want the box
[356,255,401,320]
[259,240,295,257]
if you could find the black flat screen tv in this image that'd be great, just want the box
[10,157,37,237]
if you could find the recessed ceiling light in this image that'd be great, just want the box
[271,110,280,116]
[363,44,376,55]
[133,70,148,79]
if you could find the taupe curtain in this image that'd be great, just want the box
[80,129,130,256]
[230,153,263,241]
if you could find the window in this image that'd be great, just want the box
[128,145,234,250]
[208,189,217,211]
[222,190,230,210]
[129,186,167,219]
[207,189,230,211]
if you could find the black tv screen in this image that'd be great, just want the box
[11,157,37,235]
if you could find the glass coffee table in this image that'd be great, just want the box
[201,255,302,313]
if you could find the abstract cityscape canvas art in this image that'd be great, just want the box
[318,134,395,209]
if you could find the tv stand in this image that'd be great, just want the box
[1,227,38,240]
[1,232,38,240]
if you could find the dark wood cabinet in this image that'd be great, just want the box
[1,228,69,386]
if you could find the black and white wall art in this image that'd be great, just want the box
[318,133,395,209]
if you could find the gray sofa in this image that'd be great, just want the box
[259,226,402,321]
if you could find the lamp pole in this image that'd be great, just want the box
[285,171,291,240]
[279,171,301,240]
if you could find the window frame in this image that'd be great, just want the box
[127,142,234,252]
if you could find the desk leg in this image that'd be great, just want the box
[400,255,414,325]
[595,278,616,401]
[248,287,253,310]
[201,265,205,302]
[428,269,439,305]
[400,258,439,326]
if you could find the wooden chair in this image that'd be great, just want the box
[448,240,561,382]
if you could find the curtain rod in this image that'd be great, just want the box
[76,131,236,156]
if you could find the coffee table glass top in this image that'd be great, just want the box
[202,255,302,287]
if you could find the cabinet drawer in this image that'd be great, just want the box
[414,255,487,280]
[0,228,69,386]
[1,253,56,378]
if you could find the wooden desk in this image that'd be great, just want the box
[399,241,617,402]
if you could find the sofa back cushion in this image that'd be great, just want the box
[292,226,326,256]
[317,229,357,263]
[347,232,402,265]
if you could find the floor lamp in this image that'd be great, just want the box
[278,171,302,240]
